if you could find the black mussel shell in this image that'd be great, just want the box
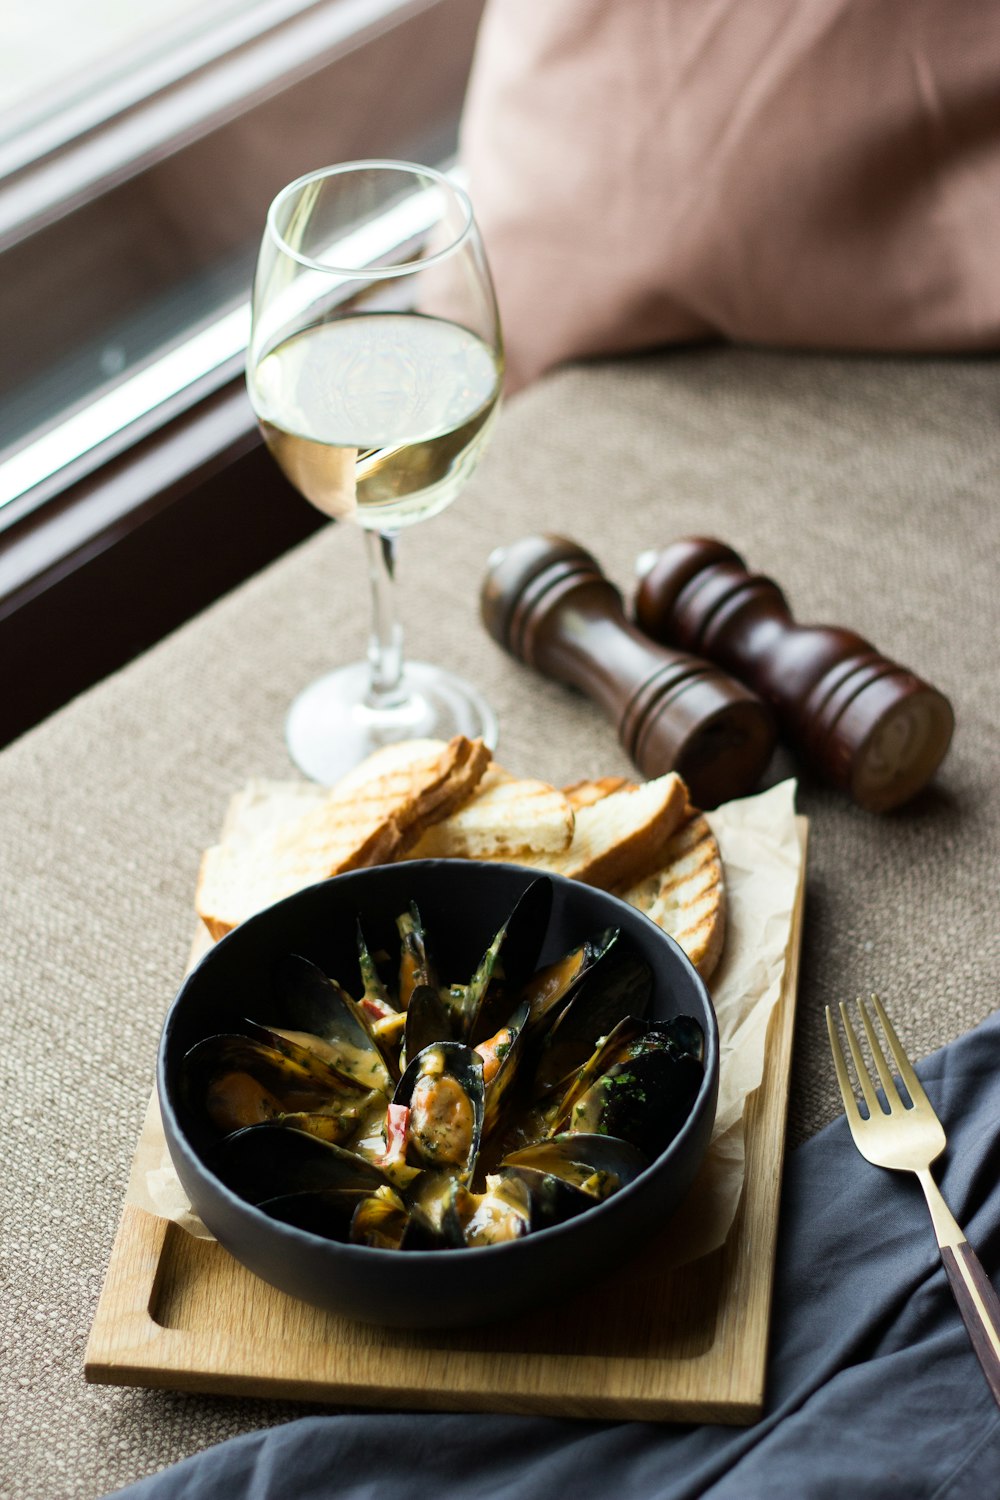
[399,1204,462,1251]
[501,1132,647,1231]
[245,1016,391,1098]
[542,1018,659,1136]
[210,1121,392,1205]
[182,1032,362,1136]
[476,997,530,1138]
[264,1110,362,1147]
[258,1189,360,1238]
[503,1132,648,1196]
[499,1170,585,1231]
[350,1186,410,1250]
[270,953,351,1035]
[396,904,436,1008]
[403,1173,467,1249]
[620,1020,704,1069]
[531,938,653,1098]
[520,927,618,1038]
[461,877,553,1044]
[393,1042,485,1178]
[266,953,395,1092]
[662,1014,705,1063]
[403,982,457,1063]
[562,1048,705,1159]
[355,922,398,1019]
[491,875,554,989]
[447,1175,532,1248]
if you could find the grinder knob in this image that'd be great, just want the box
[480,534,775,809]
[635,537,954,812]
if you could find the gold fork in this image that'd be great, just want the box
[827,994,1000,1407]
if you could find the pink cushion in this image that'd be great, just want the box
[460,0,1000,390]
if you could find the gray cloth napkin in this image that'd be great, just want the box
[104,1011,1000,1500]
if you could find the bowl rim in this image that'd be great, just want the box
[158,859,719,1267]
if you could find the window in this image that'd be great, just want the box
[0,0,485,522]
[0,0,485,746]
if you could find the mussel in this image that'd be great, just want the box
[182,1032,369,1138]
[181,879,707,1253]
[355,923,400,1029]
[502,1133,648,1230]
[403,982,457,1064]
[396,905,436,1008]
[211,1121,392,1204]
[520,927,618,1036]
[393,1042,485,1179]
[267,954,396,1090]
[545,1018,706,1158]
[475,996,530,1138]
[446,1174,533,1247]
[350,1185,410,1249]
[459,877,553,1044]
[531,938,653,1099]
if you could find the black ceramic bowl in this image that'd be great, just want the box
[158,860,719,1329]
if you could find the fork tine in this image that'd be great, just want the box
[869,993,931,1109]
[838,1000,883,1117]
[825,1006,861,1122]
[858,997,903,1108]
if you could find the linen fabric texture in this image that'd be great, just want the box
[460,0,1000,390]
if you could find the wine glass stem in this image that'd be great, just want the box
[364,529,406,709]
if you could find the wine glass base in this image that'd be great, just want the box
[285,660,499,785]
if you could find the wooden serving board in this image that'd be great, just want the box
[85,822,807,1424]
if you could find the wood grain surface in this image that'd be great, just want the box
[941,1242,1000,1407]
[85,821,807,1424]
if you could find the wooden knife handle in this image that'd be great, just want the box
[480,534,775,808]
[941,1241,1000,1408]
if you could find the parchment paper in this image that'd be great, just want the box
[127,779,803,1264]
[667,778,802,1264]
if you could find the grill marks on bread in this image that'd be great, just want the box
[562,779,726,980]
[617,809,726,982]
[518,773,688,890]
[196,736,489,938]
[195,741,726,980]
[410,765,575,859]
[561,776,636,810]
[332,739,576,860]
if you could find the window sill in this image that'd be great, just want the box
[0,379,324,748]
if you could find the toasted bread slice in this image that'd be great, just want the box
[516,772,687,890]
[333,738,575,859]
[330,739,455,797]
[219,778,327,845]
[196,736,489,938]
[410,765,575,858]
[618,809,726,981]
[562,776,636,810]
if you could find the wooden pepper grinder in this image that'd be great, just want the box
[634,538,955,812]
[480,535,775,808]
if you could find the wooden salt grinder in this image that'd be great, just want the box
[480,535,776,808]
[635,538,955,812]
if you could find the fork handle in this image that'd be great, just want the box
[940,1242,1000,1407]
[918,1169,1000,1405]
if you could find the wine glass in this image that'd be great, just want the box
[247,160,503,784]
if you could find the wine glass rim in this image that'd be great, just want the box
[265,159,475,277]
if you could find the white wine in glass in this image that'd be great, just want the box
[247,161,504,783]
